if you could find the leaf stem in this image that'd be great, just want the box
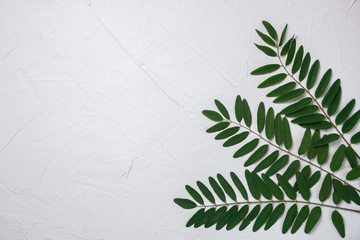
[275,46,360,161]
[200,199,360,214]
[227,120,360,193]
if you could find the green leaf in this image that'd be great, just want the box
[206,122,230,133]
[186,208,205,227]
[312,133,340,147]
[214,99,230,119]
[223,132,249,147]
[286,105,319,118]
[197,181,215,204]
[279,24,288,46]
[174,198,197,209]
[322,79,341,108]
[292,113,324,124]
[252,172,272,200]
[254,151,279,173]
[265,107,275,140]
[346,166,360,181]
[330,144,346,172]
[258,73,288,88]
[202,110,223,122]
[307,130,320,159]
[282,160,300,180]
[216,205,238,230]
[235,95,242,122]
[277,174,296,200]
[257,102,266,133]
[291,205,309,234]
[215,127,240,140]
[299,53,311,81]
[298,129,311,155]
[317,144,329,165]
[342,110,360,133]
[333,179,350,203]
[336,99,355,125]
[281,37,294,56]
[194,208,216,228]
[333,191,342,205]
[233,139,259,158]
[255,44,277,57]
[345,146,358,168]
[300,121,332,130]
[307,171,321,189]
[253,204,273,232]
[267,82,296,97]
[244,144,269,167]
[242,99,252,127]
[230,172,248,200]
[262,173,284,200]
[256,29,276,46]
[205,206,227,228]
[274,114,283,145]
[351,131,360,144]
[286,39,296,65]
[327,87,341,116]
[332,210,345,238]
[306,60,320,90]
[266,155,289,176]
[264,203,285,230]
[209,177,226,202]
[319,173,332,202]
[305,207,322,234]
[217,174,237,201]
[273,89,305,103]
[226,205,249,230]
[315,69,332,98]
[186,185,204,205]
[283,118,293,150]
[262,21,278,40]
[344,184,360,205]
[292,45,304,74]
[245,170,260,200]
[296,172,311,200]
[282,204,298,233]
[280,98,312,115]
[251,64,280,75]
[239,205,261,231]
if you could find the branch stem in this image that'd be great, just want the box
[200,199,360,214]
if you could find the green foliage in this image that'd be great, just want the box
[175,21,360,239]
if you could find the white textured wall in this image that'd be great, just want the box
[0,0,360,239]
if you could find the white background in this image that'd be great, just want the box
[1,0,360,239]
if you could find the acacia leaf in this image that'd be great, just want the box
[251,64,280,75]
[319,173,332,202]
[273,89,304,103]
[279,24,288,46]
[330,144,346,172]
[291,205,309,234]
[254,151,279,173]
[206,122,230,133]
[245,170,260,200]
[332,210,345,238]
[305,207,321,234]
[197,181,215,204]
[255,44,277,57]
[203,110,223,121]
[242,99,252,127]
[274,114,283,145]
[262,173,284,200]
[256,29,276,47]
[253,204,273,232]
[230,172,248,200]
[239,205,261,230]
[266,155,289,176]
[332,179,350,203]
[351,131,360,144]
[258,73,287,88]
[283,118,293,150]
[267,82,296,97]
[345,146,358,168]
[292,113,324,124]
[257,102,266,133]
[287,105,319,118]
[286,39,296,65]
[277,174,296,200]
[262,21,278,40]
[223,132,249,147]
[186,185,204,205]
[252,172,272,200]
[327,87,342,116]
[322,79,341,108]
[292,45,304,74]
[346,166,360,181]
[307,130,320,159]
[186,208,205,227]
[209,177,226,202]
[226,205,249,230]
[215,127,240,140]
[342,110,360,133]
[244,144,269,167]
[312,133,340,147]
[299,53,311,81]
[233,139,260,158]
[174,198,197,209]
[315,69,332,98]
[336,99,355,125]
[282,204,298,233]
[317,144,329,165]
[265,107,275,140]
[306,60,320,90]
[280,98,312,115]
[235,95,242,122]
[296,172,311,200]
[298,129,311,155]
[264,203,285,230]
[307,171,321,189]
[205,206,227,228]
[216,206,238,230]
[217,174,237,201]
